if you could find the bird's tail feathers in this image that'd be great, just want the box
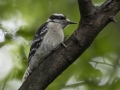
[22,67,31,83]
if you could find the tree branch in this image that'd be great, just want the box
[19,0,120,90]
[78,0,95,18]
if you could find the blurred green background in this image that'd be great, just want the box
[0,0,120,90]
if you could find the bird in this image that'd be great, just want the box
[22,13,76,82]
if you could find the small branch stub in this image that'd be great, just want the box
[109,16,117,23]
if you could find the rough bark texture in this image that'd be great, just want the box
[19,0,120,90]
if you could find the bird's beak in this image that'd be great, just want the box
[68,21,77,24]
[66,19,77,24]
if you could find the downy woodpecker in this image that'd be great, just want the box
[22,13,76,82]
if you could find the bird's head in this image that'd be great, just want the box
[47,13,76,29]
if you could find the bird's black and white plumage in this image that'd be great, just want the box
[28,22,49,63]
[22,13,76,82]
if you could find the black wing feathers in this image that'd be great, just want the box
[28,22,49,63]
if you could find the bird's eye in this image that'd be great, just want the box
[59,16,65,20]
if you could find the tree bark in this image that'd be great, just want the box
[19,0,120,90]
